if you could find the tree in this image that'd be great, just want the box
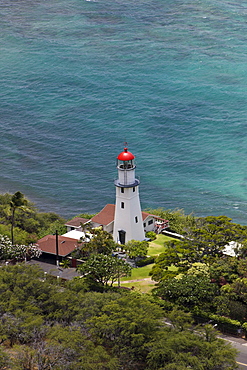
[10,191,28,244]
[125,239,149,260]
[145,231,157,241]
[79,229,117,257]
[150,215,247,281]
[216,278,247,321]
[0,193,66,244]
[0,264,239,370]
[145,207,196,234]
[11,345,36,370]
[77,254,131,287]
[86,294,163,368]
[154,274,219,311]
[37,219,66,239]
[0,347,10,369]
[209,257,239,286]
[60,259,71,268]
[47,324,119,370]
[184,216,247,261]
[167,307,193,332]
[146,328,238,370]
[187,262,210,277]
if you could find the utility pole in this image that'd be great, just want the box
[55,230,59,267]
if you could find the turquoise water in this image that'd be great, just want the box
[1,0,247,223]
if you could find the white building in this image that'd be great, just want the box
[66,147,169,244]
[112,147,145,243]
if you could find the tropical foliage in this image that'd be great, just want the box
[0,234,41,262]
[145,207,196,234]
[0,264,238,369]
[125,239,149,260]
[151,215,247,323]
[0,192,66,245]
[76,254,131,287]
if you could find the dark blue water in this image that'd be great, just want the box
[1,0,247,223]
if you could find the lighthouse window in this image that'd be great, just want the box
[133,187,135,192]
[121,202,124,209]
[135,216,138,223]
[121,188,124,194]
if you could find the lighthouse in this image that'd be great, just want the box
[113,146,145,244]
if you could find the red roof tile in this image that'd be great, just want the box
[91,204,168,225]
[142,212,168,222]
[36,235,78,257]
[91,204,115,226]
[65,217,89,228]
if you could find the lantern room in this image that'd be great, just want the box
[115,147,139,188]
[117,148,135,170]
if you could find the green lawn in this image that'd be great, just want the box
[148,234,174,256]
[119,234,176,293]
[119,279,156,293]
[119,264,156,293]
[121,263,154,281]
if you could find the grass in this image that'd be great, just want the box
[121,263,154,281]
[119,234,177,293]
[119,264,156,293]
[148,234,175,256]
[119,279,156,294]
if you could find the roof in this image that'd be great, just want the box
[223,241,241,257]
[117,148,135,161]
[142,211,152,221]
[141,211,168,222]
[62,230,86,240]
[35,235,78,257]
[91,204,168,225]
[65,217,89,228]
[91,204,115,226]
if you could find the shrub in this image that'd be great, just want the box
[145,231,156,241]
[136,256,155,267]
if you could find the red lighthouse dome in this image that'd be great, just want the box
[117,147,135,161]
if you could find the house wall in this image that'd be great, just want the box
[90,222,114,234]
[143,216,156,232]
[67,226,82,232]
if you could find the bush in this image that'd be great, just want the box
[136,256,155,267]
[145,231,156,241]
[193,310,243,336]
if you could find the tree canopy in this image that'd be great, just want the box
[125,239,149,260]
[0,264,238,369]
[151,215,247,281]
[0,192,66,245]
[77,228,117,258]
[76,254,131,287]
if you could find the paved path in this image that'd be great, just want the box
[27,260,81,280]
[221,334,247,369]
[119,277,155,284]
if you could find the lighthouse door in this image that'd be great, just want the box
[118,230,126,245]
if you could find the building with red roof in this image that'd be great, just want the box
[90,204,168,236]
[65,217,89,232]
[35,234,79,257]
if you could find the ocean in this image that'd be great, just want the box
[1,0,247,224]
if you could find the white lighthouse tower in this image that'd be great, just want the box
[113,146,145,244]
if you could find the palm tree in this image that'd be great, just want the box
[10,191,27,245]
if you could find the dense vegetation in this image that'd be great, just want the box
[145,207,196,234]
[0,194,245,368]
[0,265,238,369]
[0,192,66,245]
[150,214,247,327]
